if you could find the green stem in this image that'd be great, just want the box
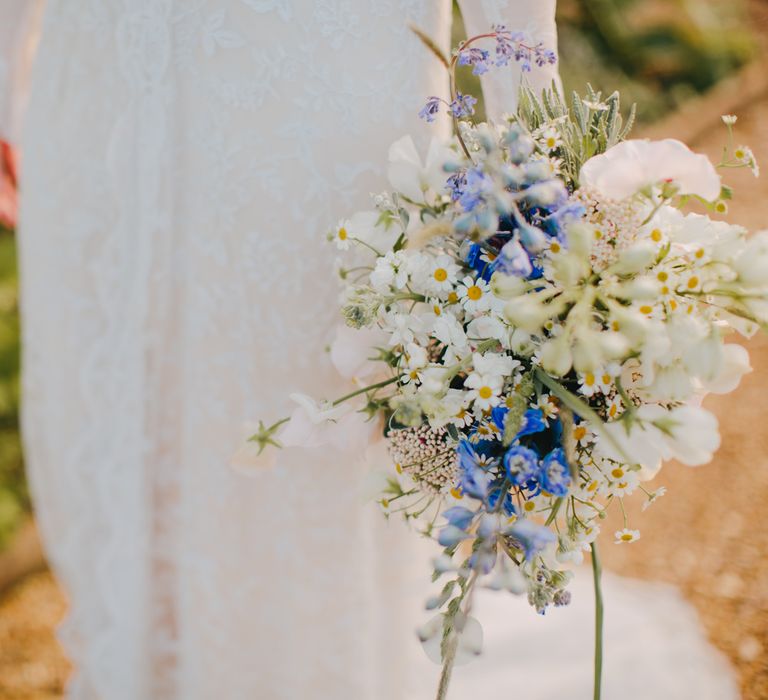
[591,542,604,700]
[331,376,399,406]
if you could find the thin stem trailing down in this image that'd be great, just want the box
[591,542,604,700]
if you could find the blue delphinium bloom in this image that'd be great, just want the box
[419,96,442,123]
[458,47,491,75]
[495,239,533,277]
[446,170,467,202]
[450,92,478,119]
[442,505,476,531]
[487,487,516,517]
[507,518,556,560]
[503,444,540,487]
[517,408,547,438]
[438,525,470,547]
[458,167,492,213]
[541,202,586,240]
[457,440,492,500]
[540,447,571,497]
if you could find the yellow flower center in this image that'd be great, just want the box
[608,403,618,418]
[621,533,634,542]
[657,271,668,282]
[735,148,746,159]
[651,228,662,242]
[395,462,403,474]
[478,386,493,400]
[584,372,595,386]
[611,320,620,332]
[450,487,463,499]
[523,501,536,512]
[433,304,442,316]
[669,299,678,311]
[447,291,458,304]
[338,227,348,240]
[433,268,448,282]
[573,426,587,440]
[695,248,704,259]
[587,481,599,492]
[639,305,653,315]
[550,242,561,254]
[611,467,624,479]
[467,285,483,301]
[661,286,669,295]
[594,229,603,240]
[687,276,699,289]
[547,137,557,149]
[601,374,611,385]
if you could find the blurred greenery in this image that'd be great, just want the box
[454,0,755,124]
[0,230,25,551]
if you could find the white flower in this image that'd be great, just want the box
[331,219,352,250]
[346,210,399,252]
[472,352,519,378]
[734,144,759,177]
[734,231,768,286]
[330,324,387,380]
[279,393,375,452]
[577,371,600,397]
[370,250,408,291]
[721,114,737,126]
[387,135,454,202]
[641,486,667,511]
[432,313,469,353]
[465,372,503,411]
[385,311,425,347]
[580,139,721,201]
[701,343,751,394]
[614,528,640,544]
[457,275,492,314]
[425,254,460,294]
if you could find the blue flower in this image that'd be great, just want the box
[446,170,467,202]
[487,487,516,517]
[419,96,442,123]
[542,203,586,239]
[457,440,492,500]
[449,92,478,119]
[458,167,492,213]
[438,525,470,547]
[540,447,571,497]
[507,518,556,560]
[495,239,533,277]
[517,408,547,438]
[442,505,476,531]
[458,47,491,75]
[503,444,540,487]
[516,222,548,253]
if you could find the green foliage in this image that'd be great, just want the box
[517,83,635,184]
[0,233,25,551]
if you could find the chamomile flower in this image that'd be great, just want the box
[614,528,640,544]
[641,486,667,511]
[457,275,492,314]
[331,220,352,250]
[465,372,504,411]
[734,144,759,177]
[426,254,461,294]
[577,371,600,397]
[540,126,562,153]
[535,393,559,422]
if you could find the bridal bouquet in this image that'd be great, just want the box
[243,26,763,699]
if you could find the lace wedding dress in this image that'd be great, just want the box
[0,1,739,699]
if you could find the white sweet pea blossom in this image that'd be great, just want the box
[701,343,751,394]
[580,139,721,201]
[387,135,455,203]
[370,250,408,291]
[279,393,375,453]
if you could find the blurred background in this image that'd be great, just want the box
[1,0,768,697]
